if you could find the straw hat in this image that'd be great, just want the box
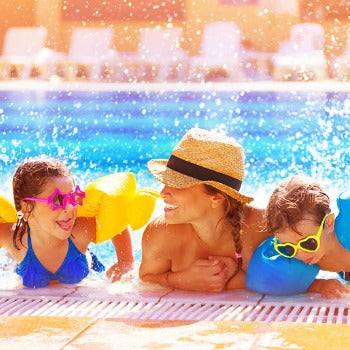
[148,128,253,204]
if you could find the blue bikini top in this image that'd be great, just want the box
[247,192,350,296]
[16,228,90,288]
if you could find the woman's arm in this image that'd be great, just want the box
[210,256,246,290]
[225,269,246,289]
[139,221,172,286]
[139,220,230,292]
[165,259,230,292]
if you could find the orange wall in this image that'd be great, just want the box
[0,0,349,58]
[47,0,299,54]
[183,1,298,53]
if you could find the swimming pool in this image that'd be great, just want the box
[1,86,350,270]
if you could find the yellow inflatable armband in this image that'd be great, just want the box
[0,192,17,224]
[78,172,160,243]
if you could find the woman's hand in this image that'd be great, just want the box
[308,278,350,298]
[209,256,237,280]
[106,260,133,282]
[168,258,232,292]
[209,256,246,289]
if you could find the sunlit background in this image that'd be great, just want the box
[0,0,349,81]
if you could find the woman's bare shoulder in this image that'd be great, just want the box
[142,215,188,251]
[144,216,177,240]
[243,205,265,225]
[243,204,270,237]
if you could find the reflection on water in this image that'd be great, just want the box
[0,89,349,270]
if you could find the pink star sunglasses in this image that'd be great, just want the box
[22,185,86,211]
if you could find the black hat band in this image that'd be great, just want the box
[167,155,242,191]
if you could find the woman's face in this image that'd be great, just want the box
[160,184,218,225]
[274,215,327,265]
[25,176,78,241]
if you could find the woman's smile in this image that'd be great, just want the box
[164,203,178,212]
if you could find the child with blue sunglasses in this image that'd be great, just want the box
[0,157,135,288]
[265,175,350,299]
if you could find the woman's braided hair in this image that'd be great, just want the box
[12,157,72,249]
[204,184,244,279]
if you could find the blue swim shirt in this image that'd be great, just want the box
[16,228,89,288]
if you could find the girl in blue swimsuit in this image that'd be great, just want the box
[0,157,133,288]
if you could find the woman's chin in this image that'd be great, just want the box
[164,212,179,225]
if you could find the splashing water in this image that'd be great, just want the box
[0,88,350,272]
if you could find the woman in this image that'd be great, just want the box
[139,128,270,292]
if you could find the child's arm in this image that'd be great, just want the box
[106,227,134,282]
[308,278,350,298]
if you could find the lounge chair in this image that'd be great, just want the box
[273,23,328,81]
[55,27,119,81]
[332,27,350,81]
[188,21,245,82]
[0,26,48,79]
[120,27,188,82]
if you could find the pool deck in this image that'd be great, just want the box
[1,279,350,349]
[2,315,350,350]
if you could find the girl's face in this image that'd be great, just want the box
[274,215,327,265]
[25,176,78,241]
[160,184,220,225]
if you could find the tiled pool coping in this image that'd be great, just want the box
[1,282,350,349]
[1,282,350,324]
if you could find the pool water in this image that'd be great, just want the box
[1,89,350,268]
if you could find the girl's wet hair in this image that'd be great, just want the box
[12,157,72,249]
[266,175,331,234]
[204,184,244,279]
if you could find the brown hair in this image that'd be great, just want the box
[205,184,243,279]
[266,176,331,234]
[12,157,72,249]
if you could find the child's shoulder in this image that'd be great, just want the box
[0,223,28,262]
[0,223,14,247]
